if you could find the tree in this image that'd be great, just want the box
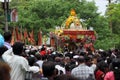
[0,3,5,33]
[8,0,117,50]
[106,3,120,34]
[105,2,120,49]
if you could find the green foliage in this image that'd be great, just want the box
[106,3,120,34]
[7,0,119,50]
[0,3,5,33]
[9,0,98,33]
[104,3,120,49]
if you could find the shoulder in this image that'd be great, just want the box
[71,66,79,73]
[15,55,28,63]
[105,71,114,77]
[104,71,114,80]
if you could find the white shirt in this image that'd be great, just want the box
[2,48,29,80]
[71,63,94,80]
[36,60,43,69]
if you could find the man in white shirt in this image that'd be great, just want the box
[71,56,94,80]
[2,42,30,80]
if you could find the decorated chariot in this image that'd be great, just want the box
[50,9,96,52]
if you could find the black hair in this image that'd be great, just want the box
[27,57,36,66]
[35,54,42,60]
[112,58,120,80]
[12,42,24,55]
[95,61,108,73]
[3,31,12,42]
[0,46,8,57]
[42,61,56,77]
[77,56,85,63]
[54,74,79,80]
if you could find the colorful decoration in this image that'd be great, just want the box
[63,30,95,35]
[50,9,96,51]
[64,9,83,29]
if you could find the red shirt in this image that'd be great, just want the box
[40,50,46,56]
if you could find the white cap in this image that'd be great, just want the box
[73,55,79,59]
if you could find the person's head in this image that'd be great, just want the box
[3,31,12,43]
[12,42,24,55]
[35,54,42,60]
[54,74,79,80]
[27,57,36,66]
[77,56,85,64]
[96,61,109,73]
[111,58,120,80]
[42,61,57,78]
[85,56,92,67]
[0,62,11,80]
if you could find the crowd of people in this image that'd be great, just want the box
[0,31,120,80]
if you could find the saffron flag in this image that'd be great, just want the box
[24,29,28,39]
[15,27,20,41]
[11,28,15,45]
[38,31,42,45]
[29,30,35,45]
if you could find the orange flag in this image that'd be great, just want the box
[11,28,15,45]
[38,31,42,46]
[50,32,55,47]
[50,38,55,47]
[24,28,28,39]
[15,27,20,41]
[19,30,23,42]
[29,30,35,45]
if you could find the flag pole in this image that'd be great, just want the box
[4,0,8,31]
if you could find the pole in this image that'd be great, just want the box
[4,0,8,31]
[108,0,113,33]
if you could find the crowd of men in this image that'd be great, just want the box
[0,31,120,80]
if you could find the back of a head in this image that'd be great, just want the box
[112,58,120,80]
[112,58,120,68]
[77,56,85,63]
[97,61,108,72]
[3,31,12,42]
[12,42,24,55]
[35,54,42,60]
[42,61,56,77]
[54,74,79,80]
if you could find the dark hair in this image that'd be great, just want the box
[54,74,79,80]
[77,56,85,63]
[42,61,56,77]
[12,42,24,55]
[3,31,12,42]
[0,46,8,57]
[112,58,120,80]
[95,61,108,73]
[35,54,42,60]
[27,57,36,66]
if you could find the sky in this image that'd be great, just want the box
[87,0,108,15]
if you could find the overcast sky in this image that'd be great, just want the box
[87,0,108,15]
